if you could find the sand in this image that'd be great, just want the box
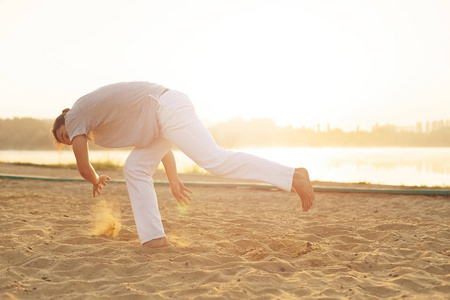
[0,163,449,299]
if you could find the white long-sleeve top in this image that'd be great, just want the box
[65,81,167,148]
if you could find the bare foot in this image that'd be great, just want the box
[292,168,315,212]
[142,237,169,248]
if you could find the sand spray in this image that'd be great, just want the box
[92,198,122,237]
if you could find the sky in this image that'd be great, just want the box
[0,0,449,131]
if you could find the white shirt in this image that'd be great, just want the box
[65,82,166,148]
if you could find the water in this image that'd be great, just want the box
[1,148,449,187]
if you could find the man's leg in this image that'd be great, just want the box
[123,137,172,245]
[157,90,295,192]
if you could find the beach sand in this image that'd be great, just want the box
[1,163,449,299]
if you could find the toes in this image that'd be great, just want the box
[302,196,312,212]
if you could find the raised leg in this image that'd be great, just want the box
[157,90,295,192]
[292,168,315,212]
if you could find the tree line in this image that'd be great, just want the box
[0,117,449,150]
[208,118,450,148]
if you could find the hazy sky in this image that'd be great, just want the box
[1,0,449,131]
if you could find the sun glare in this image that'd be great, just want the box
[0,0,449,131]
[177,2,382,130]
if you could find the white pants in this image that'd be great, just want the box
[123,90,295,244]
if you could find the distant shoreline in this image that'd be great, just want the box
[2,117,450,149]
[2,147,450,187]
[1,162,449,190]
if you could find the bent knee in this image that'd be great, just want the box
[123,158,145,179]
[124,158,160,180]
[123,161,134,180]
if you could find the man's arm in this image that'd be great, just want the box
[161,150,178,184]
[72,135,110,197]
[161,150,193,206]
[72,135,99,184]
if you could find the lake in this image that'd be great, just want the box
[1,147,449,187]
